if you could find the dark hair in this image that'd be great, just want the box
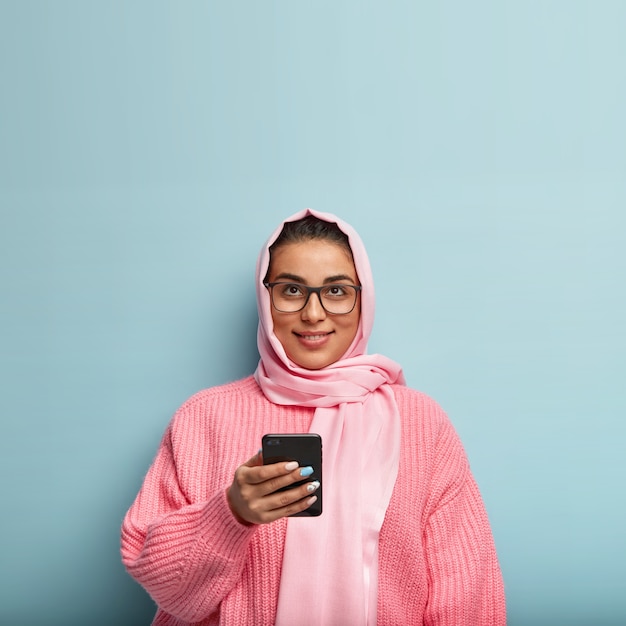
[265,215,353,282]
[269,215,352,257]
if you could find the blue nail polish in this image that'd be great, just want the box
[300,466,314,477]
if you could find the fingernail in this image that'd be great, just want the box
[285,461,299,471]
[306,495,318,506]
[300,466,314,477]
[306,480,320,493]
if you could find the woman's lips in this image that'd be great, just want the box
[294,331,333,347]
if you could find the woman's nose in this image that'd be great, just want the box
[301,292,327,322]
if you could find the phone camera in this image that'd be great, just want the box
[267,439,280,446]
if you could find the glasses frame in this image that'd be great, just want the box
[264,281,362,315]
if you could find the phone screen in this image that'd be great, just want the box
[262,433,322,517]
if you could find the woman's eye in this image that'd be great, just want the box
[281,284,304,297]
[324,285,348,298]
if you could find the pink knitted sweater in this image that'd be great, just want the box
[121,376,506,625]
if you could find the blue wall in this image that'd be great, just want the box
[1,2,625,625]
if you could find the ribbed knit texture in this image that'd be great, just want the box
[121,376,506,625]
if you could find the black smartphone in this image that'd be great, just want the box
[262,433,322,517]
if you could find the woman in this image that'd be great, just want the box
[121,209,506,625]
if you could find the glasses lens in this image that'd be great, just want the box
[319,284,358,314]
[271,283,307,312]
[270,283,358,314]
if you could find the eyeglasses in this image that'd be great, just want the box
[264,282,361,315]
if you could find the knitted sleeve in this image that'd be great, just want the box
[120,422,257,623]
[422,419,506,626]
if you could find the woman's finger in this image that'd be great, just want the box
[242,459,302,486]
[257,482,320,522]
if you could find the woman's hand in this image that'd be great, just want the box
[227,451,320,525]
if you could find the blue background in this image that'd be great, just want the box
[1,2,625,625]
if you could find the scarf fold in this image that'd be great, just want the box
[254,209,405,626]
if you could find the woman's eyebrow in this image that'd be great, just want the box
[323,274,356,284]
[274,272,306,283]
[272,272,356,284]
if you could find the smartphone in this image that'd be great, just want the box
[262,433,322,517]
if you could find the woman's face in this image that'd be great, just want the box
[267,239,361,370]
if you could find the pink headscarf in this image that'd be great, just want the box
[254,209,405,626]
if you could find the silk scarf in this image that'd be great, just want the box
[254,209,404,626]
